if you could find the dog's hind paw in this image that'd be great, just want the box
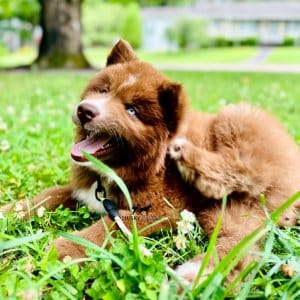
[175,254,215,286]
[168,138,188,160]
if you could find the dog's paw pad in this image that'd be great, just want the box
[175,260,201,285]
[168,138,187,160]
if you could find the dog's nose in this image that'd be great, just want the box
[77,103,99,124]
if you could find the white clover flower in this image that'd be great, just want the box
[218,98,227,106]
[177,220,194,235]
[16,211,26,219]
[14,203,24,212]
[37,206,46,218]
[7,105,16,115]
[29,123,41,134]
[180,209,196,223]
[20,115,28,123]
[0,211,4,219]
[63,255,72,264]
[0,140,10,152]
[27,164,36,172]
[49,122,56,128]
[35,87,42,96]
[173,234,187,250]
[0,121,8,131]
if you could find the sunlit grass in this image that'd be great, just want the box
[85,47,258,67]
[0,46,37,68]
[267,47,300,64]
[1,46,300,68]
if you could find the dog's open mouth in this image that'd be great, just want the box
[71,133,115,162]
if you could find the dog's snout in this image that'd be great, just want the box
[77,102,99,124]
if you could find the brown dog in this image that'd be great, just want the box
[2,40,300,283]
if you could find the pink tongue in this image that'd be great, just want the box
[71,135,110,160]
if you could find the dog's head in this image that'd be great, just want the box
[71,39,187,179]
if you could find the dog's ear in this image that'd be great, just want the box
[106,39,138,66]
[158,82,187,136]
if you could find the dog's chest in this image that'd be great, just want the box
[72,179,114,213]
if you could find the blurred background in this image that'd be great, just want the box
[0,0,299,69]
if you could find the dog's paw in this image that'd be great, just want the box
[168,138,188,160]
[175,254,215,286]
[51,237,86,261]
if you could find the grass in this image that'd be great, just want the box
[1,46,300,68]
[0,70,300,299]
[85,47,258,67]
[0,46,37,68]
[267,47,300,64]
[1,46,257,69]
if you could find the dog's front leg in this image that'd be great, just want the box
[1,185,75,217]
[52,208,176,260]
[52,214,114,260]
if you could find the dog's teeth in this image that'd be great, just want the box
[103,143,111,149]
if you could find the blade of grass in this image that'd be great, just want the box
[192,195,227,289]
[57,231,125,269]
[82,151,133,210]
[225,261,257,294]
[270,191,300,223]
[165,266,194,300]
[194,191,300,296]
[138,217,169,234]
[235,230,275,300]
[0,232,49,252]
[200,272,223,300]
[37,257,95,286]
[82,151,140,257]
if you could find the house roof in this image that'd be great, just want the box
[141,1,300,21]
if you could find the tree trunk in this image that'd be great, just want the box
[36,0,90,69]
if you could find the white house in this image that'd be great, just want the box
[141,1,300,50]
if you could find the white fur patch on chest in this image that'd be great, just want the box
[72,181,106,213]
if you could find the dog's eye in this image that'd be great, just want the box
[100,86,109,93]
[126,107,137,116]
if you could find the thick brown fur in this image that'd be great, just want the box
[169,106,300,281]
[2,39,300,283]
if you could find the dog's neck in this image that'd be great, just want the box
[70,147,168,213]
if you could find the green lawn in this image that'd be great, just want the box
[0,71,299,299]
[267,47,300,64]
[0,46,37,68]
[1,46,300,68]
[85,47,258,67]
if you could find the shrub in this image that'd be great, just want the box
[240,37,258,46]
[121,3,142,49]
[212,36,233,47]
[82,1,142,48]
[166,17,209,50]
[282,36,295,46]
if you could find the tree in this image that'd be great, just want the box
[36,0,89,68]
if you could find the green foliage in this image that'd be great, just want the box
[121,2,142,49]
[109,0,193,6]
[239,37,258,46]
[82,1,142,48]
[0,0,40,23]
[212,36,234,47]
[167,17,209,49]
[282,36,295,47]
[266,47,300,64]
